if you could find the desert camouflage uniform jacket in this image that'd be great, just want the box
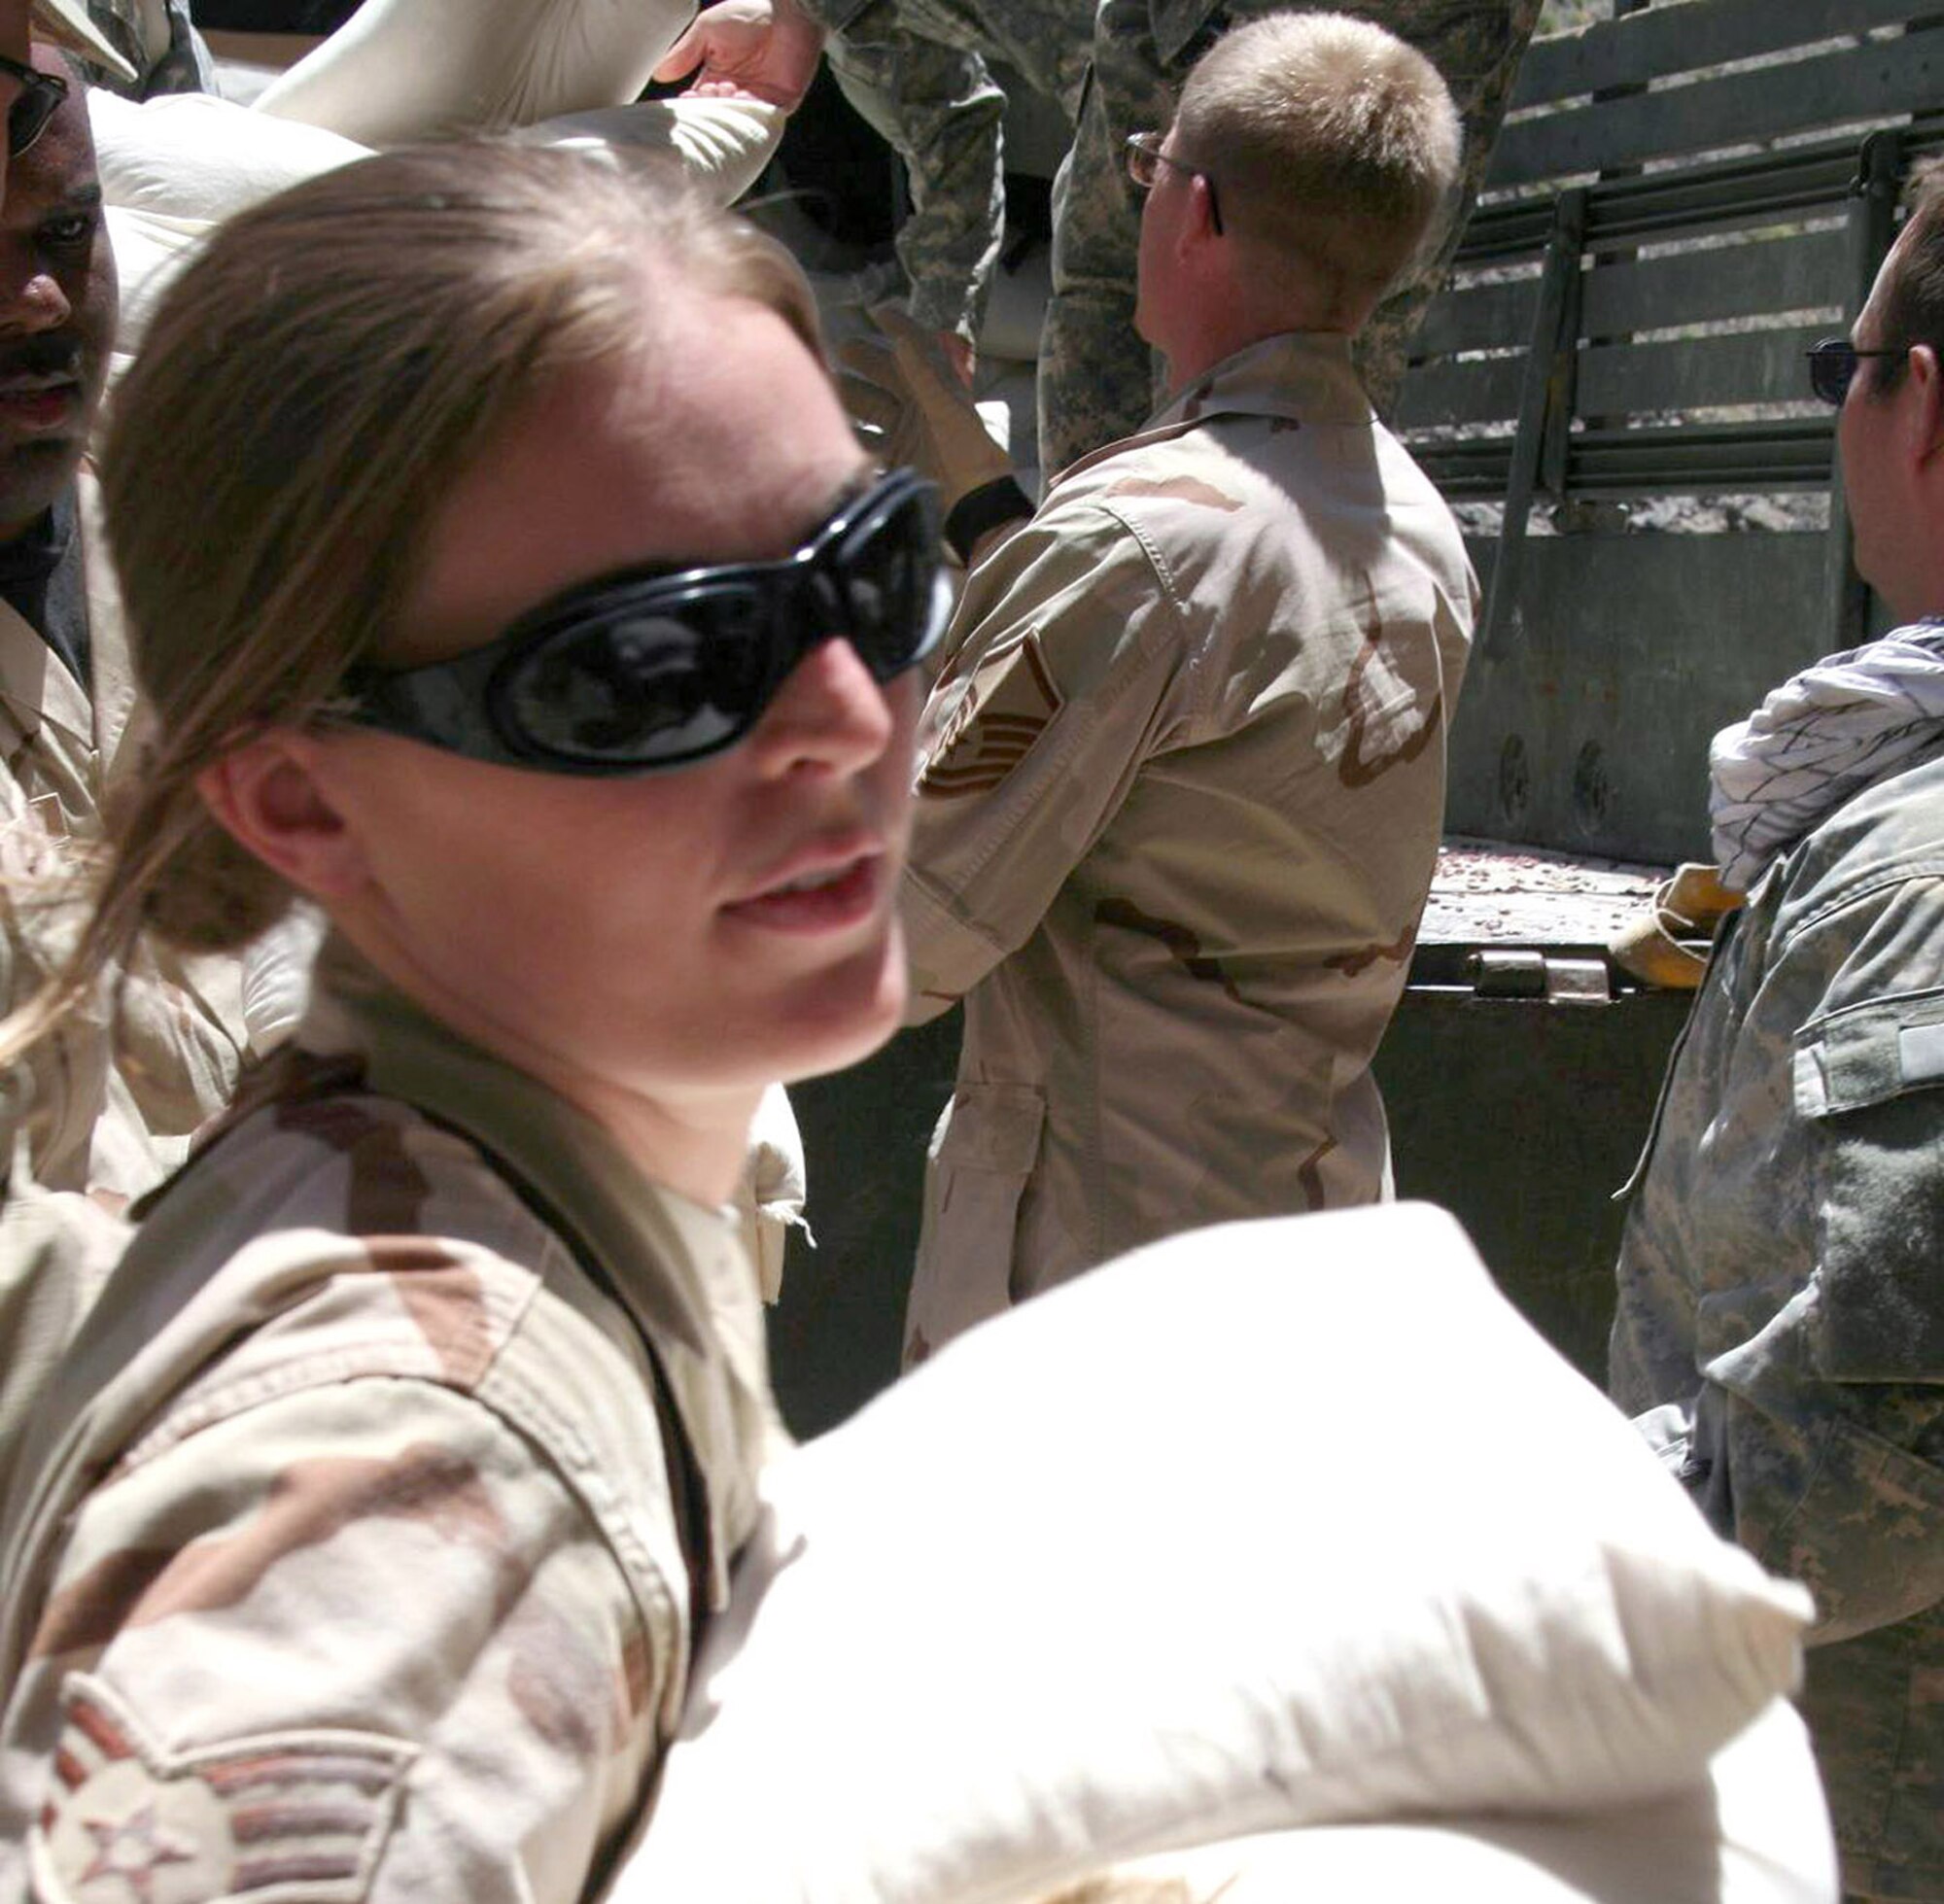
[0,480,244,1205]
[901,332,1475,1359]
[800,0,1089,342]
[0,940,781,1904]
[1612,726,1944,1903]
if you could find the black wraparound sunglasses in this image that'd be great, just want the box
[0,53,67,157]
[1805,336,1911,406]
[339,467,948,776]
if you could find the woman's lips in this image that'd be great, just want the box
[721,852,885,932]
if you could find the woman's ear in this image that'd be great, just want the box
[196,732,369,901]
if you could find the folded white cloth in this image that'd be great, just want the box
[238,909,326,1056]
[1709,621,1944,892]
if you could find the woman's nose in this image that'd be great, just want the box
[746,635,899,779]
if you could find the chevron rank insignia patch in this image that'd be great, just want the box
[32,1674,415,1904]
[917,630,1063,800]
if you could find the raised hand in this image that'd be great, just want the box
[652,0,824,110]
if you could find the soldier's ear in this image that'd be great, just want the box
[1190,171,1222,243]
[1907,343,1944,467]
[196,731,369,902]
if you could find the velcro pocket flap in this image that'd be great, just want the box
[1792,993,1944,1381]
[1793,987,1944,1118]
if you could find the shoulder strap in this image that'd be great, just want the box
[395,1094,717,1644]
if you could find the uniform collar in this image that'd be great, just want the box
[0,592,88,745]
[77,471,139,777]
[1052,331,1374,494]
[0,474,137,766]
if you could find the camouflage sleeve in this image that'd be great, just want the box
[789,0,877,31]
[80,0,215,96]
[21,1376,661,1903]
[824,25,1006,343]
[902,501,1185,1015]
[1685,1287,1944,1648]
[0,815,117,1198]
[0,737,245,1199]
[1674,918,1944,1646]
[1036,0,1169,477]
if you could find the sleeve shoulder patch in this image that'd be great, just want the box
[32,1673,416,1904]
[917,629,1064,801]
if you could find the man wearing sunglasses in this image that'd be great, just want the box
[0,47,245,1200]
[895,15,1475,1357]
[1611,170,1944,1904]
[0,0,136,207]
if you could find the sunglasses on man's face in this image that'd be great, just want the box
[340,467,948,776]
[1805,336,1911,406]
[0,53,67,158]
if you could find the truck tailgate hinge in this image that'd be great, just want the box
[1465,950,1614,1005]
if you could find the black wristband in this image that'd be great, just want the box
[944,474,1032,564]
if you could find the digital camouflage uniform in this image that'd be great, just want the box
[800,0,1091,344]
[0,937,781,1904]
[901,331,1475,1358]
[0,481,244,1205]
[1038,0,1543,476]
[79,0,212,96]
[1613,720,1944,1903]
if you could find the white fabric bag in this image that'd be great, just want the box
[619,1203,1829,1902]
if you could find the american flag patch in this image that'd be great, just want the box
[32,1674,414,1904]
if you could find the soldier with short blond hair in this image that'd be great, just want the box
[1039,0,1541,475]
[896,12,1476,1357]
[661,0,1536,414]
